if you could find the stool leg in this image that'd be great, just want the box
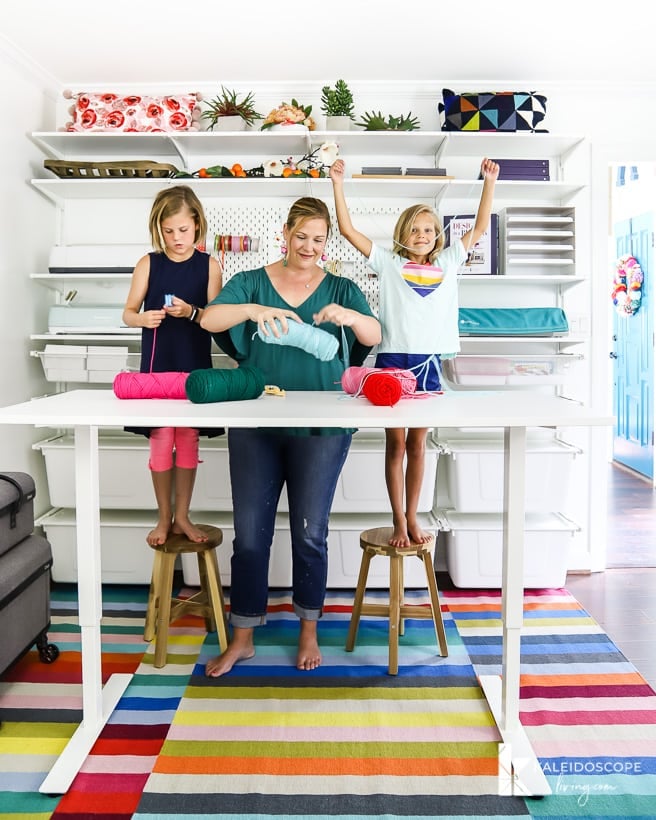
[201,549,229,653]
[346,549,373,652]
[144,551,163,642]
[388,554,401,675]
[197,554,217,633]
[153,553,176,669]
[422,552,448,657]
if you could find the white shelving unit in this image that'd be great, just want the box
[29,128,593,585]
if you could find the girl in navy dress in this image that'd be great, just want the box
[122,185,222,547]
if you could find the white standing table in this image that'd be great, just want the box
[0,389,611,795]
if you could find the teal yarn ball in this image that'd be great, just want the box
[185,366,266,404]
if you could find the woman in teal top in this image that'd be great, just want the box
[201,197,381,677]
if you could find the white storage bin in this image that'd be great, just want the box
[35,430,439,514]
[34,433,231,510]
[436,510,578,589]
[441,353,583,389]
[333,431,438,513]
[39,344,88,382]
[86,345,130,371]
[182,512,436,590]
[434,434,579,513]
[36,508,191,584]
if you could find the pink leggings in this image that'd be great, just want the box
[148,427,200,472]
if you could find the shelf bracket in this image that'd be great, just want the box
[167,137,188,171]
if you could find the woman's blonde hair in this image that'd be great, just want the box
[148,185,208,253]
[286,197,331,237]
[392,204,444,263]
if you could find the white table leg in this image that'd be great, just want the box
[478,425,551,796]
[39,425,132,794]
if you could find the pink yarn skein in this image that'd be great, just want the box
[113,371,189,400]
[341,366,418,405]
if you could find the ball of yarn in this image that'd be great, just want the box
[113,371,188,400]
[341,366,417,404]
[185,366,266,404]
[361,372,403,406]
[257,319,339,362]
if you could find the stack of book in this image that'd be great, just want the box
[485,159,550,181]
[404,168,449,176]
[360,166,402,176]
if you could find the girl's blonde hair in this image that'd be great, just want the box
[286,197,331,237]
[392,204,444,263]
[148,185,208,253]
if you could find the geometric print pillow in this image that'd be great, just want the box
[438,88,547,132]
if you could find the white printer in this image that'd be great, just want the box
[48,245,151,273]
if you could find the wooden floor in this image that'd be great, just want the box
[565,463,656,689]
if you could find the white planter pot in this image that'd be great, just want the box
[209,115,248,132]
[325,116,353,131]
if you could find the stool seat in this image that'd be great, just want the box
[346,526,448,675]
[143,524,228,668]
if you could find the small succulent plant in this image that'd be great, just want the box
[320,79,355,119]
[356,111,421,131]
[201,87,262,128]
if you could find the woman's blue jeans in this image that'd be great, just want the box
[227,428,352,628]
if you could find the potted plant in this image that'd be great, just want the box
[261,99,316,131]
[201,87,262,131]
[320,79,355,130]
[356,111,421,131]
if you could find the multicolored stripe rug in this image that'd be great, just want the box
[0,582,655,819]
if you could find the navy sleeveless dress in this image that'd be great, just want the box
[126,249,223,438]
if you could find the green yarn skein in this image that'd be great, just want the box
[185,366,266,404]
[257,319,339,362]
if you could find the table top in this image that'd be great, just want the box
[0,389,613,430]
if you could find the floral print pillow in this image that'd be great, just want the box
[63,91,202,132]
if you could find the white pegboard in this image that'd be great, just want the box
[203,201,404,311]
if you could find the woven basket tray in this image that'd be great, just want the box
[44,159,179,179]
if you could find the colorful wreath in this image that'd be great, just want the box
[611,254,643,316]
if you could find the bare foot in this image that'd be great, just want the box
[407,521,433,545]
[296,620,321,671]
[206,630,255,677]
[171,517,209,543]
[389,519,411,548]
[147,520,170,547]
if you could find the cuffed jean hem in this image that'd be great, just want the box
[229,612,268,628]
[293,600,322,621]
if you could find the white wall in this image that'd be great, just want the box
[0,45,57,511]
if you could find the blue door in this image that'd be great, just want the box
[612,213,654,478]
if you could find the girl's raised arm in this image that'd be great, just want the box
[329,159,373,258]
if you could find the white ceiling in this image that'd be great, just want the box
[2,0,654,87]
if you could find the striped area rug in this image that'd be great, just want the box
[0,583,655,819]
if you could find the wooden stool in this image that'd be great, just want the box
[143,524,228,668]
[346,527,448,675]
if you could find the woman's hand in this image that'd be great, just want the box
[254,307,302,337]
[313,302,356,328]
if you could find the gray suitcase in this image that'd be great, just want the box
[0,473,59,683]
[0,533,59,676]
[0,472,36,556]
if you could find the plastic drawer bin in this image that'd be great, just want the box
[181,512,436,589]
[434,435,579,513]
[441,353,583,389]
[36,508,171,584]
[35,430,439,514]
[436,510,578,589]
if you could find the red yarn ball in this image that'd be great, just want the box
[361,372,403,407]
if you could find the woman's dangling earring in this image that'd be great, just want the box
[281,243,288,267]
[321,252,327,262]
